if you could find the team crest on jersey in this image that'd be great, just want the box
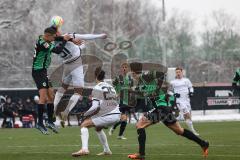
[43,42,50,48]
[42,82,47,87]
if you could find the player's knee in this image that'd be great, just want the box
[48,96,54,102]
[136,123,140,129]
[81,119,93,128]
[80,121,87,128]
[174,127,184,135]
[74,88,83,95]
[95,127,102,132]
[80,123,86,128]
[61,84,69,90]
[136,122,145,129]
[121,114,127,121]
[39,96,47,104]
[184,113,191,120]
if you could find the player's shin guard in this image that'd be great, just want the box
[119,121,127,136]
[37,104,45,125]
[53,90,64,112]
[64,94,82,114]
[96,130,111,152]
[182,129,205,147]
[137,128,146,156]
[47,103,54,123]
[81,127,89,151]
[185,119,196,132]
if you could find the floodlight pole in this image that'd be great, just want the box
[162,0,166,21]
[161,0,167,66]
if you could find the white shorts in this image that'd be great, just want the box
[62,65,84,88]
[176,100,191,115]
[91,108,121,127]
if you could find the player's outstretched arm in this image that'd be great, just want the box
[70,33,107,40]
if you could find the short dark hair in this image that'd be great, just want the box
[130,62,142,74]
[175,67,183,71]
[44,27,57,35]
[50,25,58,31]
[95,67,105,81]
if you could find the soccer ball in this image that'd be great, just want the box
[50,16,64,28]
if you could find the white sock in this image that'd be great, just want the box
[53,90,65,113]
[81,127,89,151]
[185,119,196,132]
[96,130,111,152]
[64,94,82,114]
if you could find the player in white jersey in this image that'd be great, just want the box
[72,67,121,157]
[169,67,199,135]
[53,28,107,127]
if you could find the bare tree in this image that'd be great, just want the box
[200,10,240,82]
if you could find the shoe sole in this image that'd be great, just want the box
[97,153,112,156]
[128,154,145,160]
[72,153,89,157]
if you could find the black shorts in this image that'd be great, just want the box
[135,98,156,112]
[146,107,177,126]
[32,69,52,90]
[119,104,132,114]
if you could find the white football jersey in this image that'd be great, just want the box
[55,40,85,64]
[169,77,193,100]
[91,82,119,117]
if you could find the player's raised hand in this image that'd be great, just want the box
[101,33,107,39]
[72,38,82,45]
[63,34,71,41]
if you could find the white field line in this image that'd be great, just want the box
[6,143,240,148]
[1,151,240,158]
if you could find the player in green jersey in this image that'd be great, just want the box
[127,62,209,160]
[32,27,71,134]
[109,62,134,139]
[232,68,240,88]
[232,68,240,110]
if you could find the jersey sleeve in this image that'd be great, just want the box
[84,99,100,117]
[186,78,194,93]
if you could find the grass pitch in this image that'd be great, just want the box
[0,121,240,160]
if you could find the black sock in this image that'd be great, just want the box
[38,104,45,125]
[137,128,146,156]
[47,103,54,123]
[113,121,121,129]
[182,129,205,147]
[119,121,127,136]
